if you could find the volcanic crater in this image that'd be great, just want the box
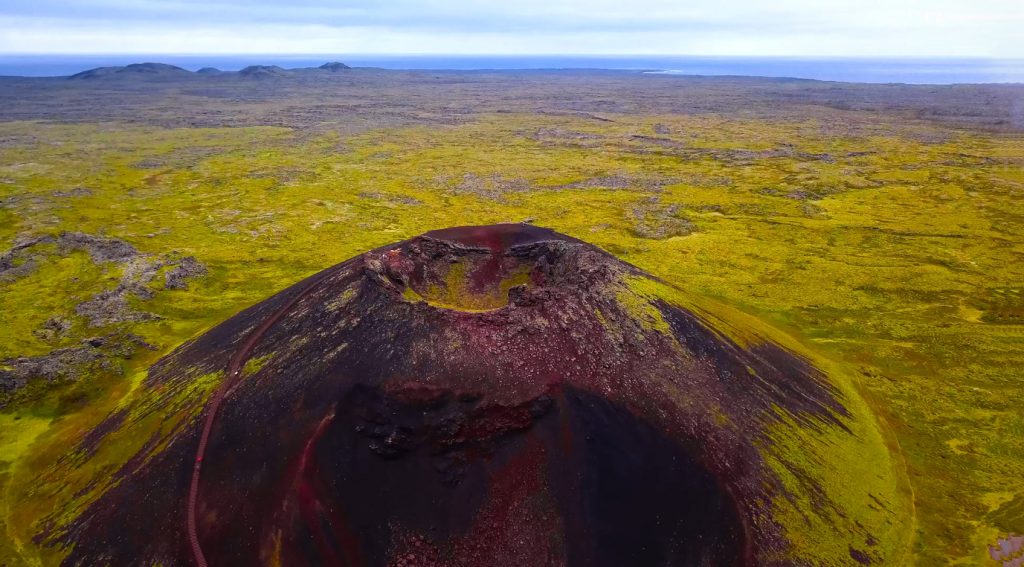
[58,224,901,566]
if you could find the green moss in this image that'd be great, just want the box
[614,277,673,336]
[1,110,1022,564]
[403,260,532,312]
[0,249,120,358]
[631,270,915,565]
[242,354,274,377]
[3,366,222,565]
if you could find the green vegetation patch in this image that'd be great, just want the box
[1,109,1022,564]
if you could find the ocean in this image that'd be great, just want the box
[0,55,1022,84]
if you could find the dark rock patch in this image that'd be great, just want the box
[32,316,73,342]
[75,254,207,326]
[552,174,673,193]
[629,134,686,149]
[357,191,423,206]
[849,545,873,565]
[0,232,208,401]
[529,127,605,147]
[57,231,138,263]
[75,287,160,327]
[629,196,695,239]
[0,333,154,408]
[1,229,205,295]
[132,158,165,170]
[164,256,207,290]
[0,234,56,280]
[445,172,531,200]
[52,187,93,198]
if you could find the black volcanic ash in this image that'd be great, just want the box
[57,224,896,566]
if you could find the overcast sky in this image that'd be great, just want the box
[0,0,1021,57]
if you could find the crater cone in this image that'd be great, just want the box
[57,224,908,566]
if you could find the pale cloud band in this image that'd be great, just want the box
[0,0,1021,57]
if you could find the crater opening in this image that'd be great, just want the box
[402,249,535,311]
[377,225,576,313]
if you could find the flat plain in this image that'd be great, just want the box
[0,67,1022,565]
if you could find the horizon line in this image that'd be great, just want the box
[2,53,1023,61]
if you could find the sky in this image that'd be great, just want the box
[0,0,1021,58]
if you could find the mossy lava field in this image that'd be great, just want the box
[0,68,1022,566]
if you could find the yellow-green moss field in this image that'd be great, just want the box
[1,111,1022,565]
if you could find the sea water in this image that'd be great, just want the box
[1,54,1022,84]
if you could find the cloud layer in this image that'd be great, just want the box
[1,0,1021,56]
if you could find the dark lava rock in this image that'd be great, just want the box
[164,256,207,290]
[73,253,205,326]
[0,234,55,279]
[74,286,159,327]
[0,333,153,407]
[319,61,352,71]
[0,231,136,281]
[56,224,904,566]
[32,316,72,342]
[57,231,138,263]
[52,187,93,198]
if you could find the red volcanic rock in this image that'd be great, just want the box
[58,224,893,566]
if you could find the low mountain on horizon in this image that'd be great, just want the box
[319,61,351,71]
[66,61,353,80]
[237,64,288,78]
[69,62,192,80]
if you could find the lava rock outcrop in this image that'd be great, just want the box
[58,224,906,566]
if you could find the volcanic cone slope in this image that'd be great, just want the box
[58,224,910,566]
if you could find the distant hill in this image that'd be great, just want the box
[69,62,191,80]
[238,65,288,78]
[65,61,354,80]
[318,61,351,71]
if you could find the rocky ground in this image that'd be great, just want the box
[0,231,204,407]
[0,67,1022,566]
